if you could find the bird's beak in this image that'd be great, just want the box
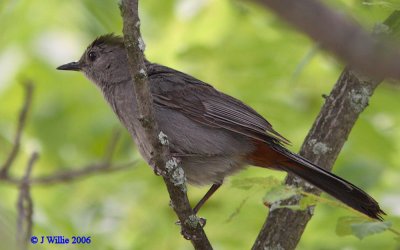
[57,61,82,71]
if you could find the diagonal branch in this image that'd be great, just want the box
[1,130,137,186]
[252,11,400,250]
[119,1,212,249]
[103,129,122,165]
[1,82,34,178]
[254,0,400,80]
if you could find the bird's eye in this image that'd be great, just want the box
[88,51,97,61]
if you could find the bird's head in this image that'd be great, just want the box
[57,34,130,88]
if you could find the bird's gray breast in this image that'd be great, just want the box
[103,80,254,185]
[155,105,254,185]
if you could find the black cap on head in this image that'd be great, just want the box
[88,33,124,49]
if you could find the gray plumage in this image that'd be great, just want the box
[73,34,263,185]
[57,34,384,220]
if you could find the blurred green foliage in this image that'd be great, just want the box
[1,0,400,249]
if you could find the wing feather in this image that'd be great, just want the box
[147,63,290,146]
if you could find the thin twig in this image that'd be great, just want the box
[1,162,136,186]
[1,82,34,177]
[388,228,400,237]
[16,152,38,250]
[1,161,136,186]
[29,128,135,185]
[291,43,320,81]
[1,129,136,186]
[30,161,136,185]
[103,129,122,165]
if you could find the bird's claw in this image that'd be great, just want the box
[175,217,207,228]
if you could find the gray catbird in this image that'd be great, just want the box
[58,34,384,220]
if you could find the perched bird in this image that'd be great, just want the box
[58,34,384,220]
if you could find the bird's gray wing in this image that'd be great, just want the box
[147,63,290,146]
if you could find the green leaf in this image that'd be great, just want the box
[263,185,298,205]
[351,221,392,239]
[300,192,347,210]
[336,216,392,239]
[363,1,400,10]
[231,176,280,190]
[336,216,367,237]
[298,195,318,210]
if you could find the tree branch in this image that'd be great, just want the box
[103,129,122,165]
[1,82,33,178]
[0,128,137,186]
[17,152,38,250]
[29,161,135,185]
[119,1,212,249]
[252,11,400,250]
[254,0,400,80]
[2,161,136,186]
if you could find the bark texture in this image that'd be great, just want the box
[252,69,381,250]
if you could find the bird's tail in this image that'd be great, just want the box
[249,142,385,220]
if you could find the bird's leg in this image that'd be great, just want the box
[193,183,222,214]
[175,183,222,229]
